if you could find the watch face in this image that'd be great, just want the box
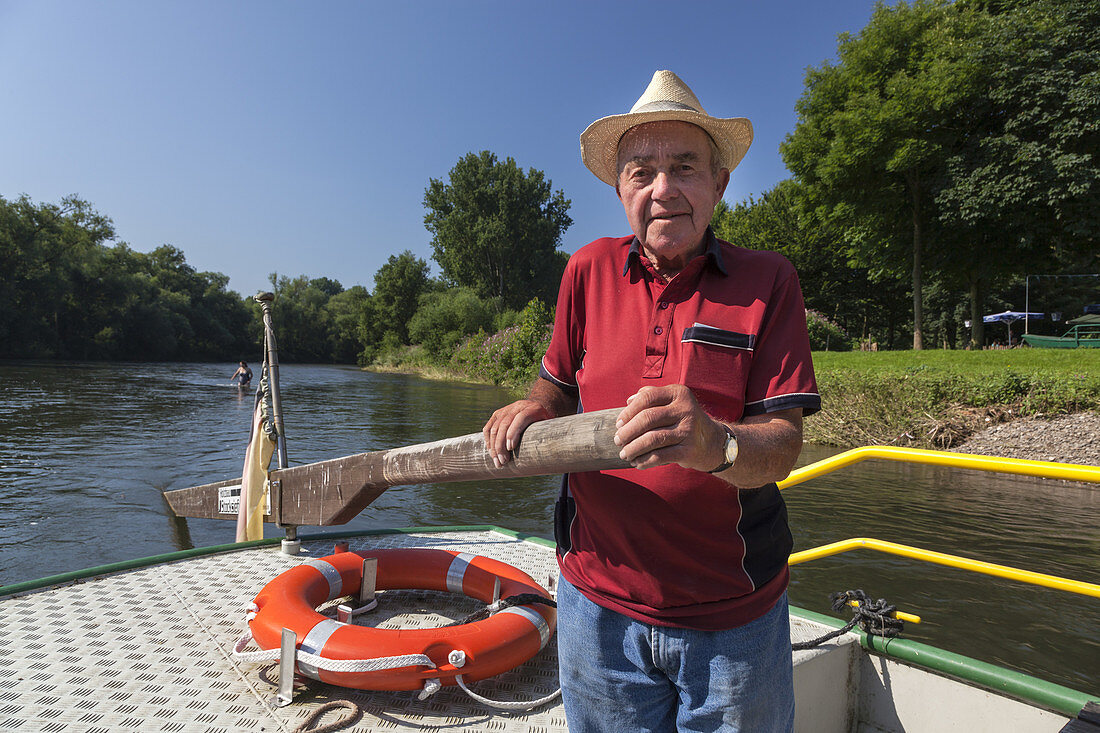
[724,431,738,463]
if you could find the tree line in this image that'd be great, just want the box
[0,150,571,368]
[3,0,1096,362]
[0,195,253,361]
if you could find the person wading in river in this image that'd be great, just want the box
[231,361,253,387]
[483,70,820,731]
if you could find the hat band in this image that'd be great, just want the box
[630,100,702,114]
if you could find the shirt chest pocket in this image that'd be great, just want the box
[679,323,755,416]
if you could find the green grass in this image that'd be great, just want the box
[808,349,1100,448]
[812,349,1099,376]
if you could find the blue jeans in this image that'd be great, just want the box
[556,574,794,732]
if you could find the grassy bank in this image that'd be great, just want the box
[808,350,1100,448]
[369,344,1100,450]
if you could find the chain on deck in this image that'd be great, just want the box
[0,530,568,733]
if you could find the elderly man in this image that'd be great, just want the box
[483,70,820,732]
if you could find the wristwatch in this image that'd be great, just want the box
[707,424,739,473]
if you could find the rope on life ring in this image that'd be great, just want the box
[235,546,559,710]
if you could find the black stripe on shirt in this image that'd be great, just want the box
[743,393,822,417]
[681,324,756,351]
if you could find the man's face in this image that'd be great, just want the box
[616,121,729,271]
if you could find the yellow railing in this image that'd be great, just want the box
[778,446,1100,490]
[789,537,1100,600]
[782,446,1100,616]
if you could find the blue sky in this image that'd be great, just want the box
[0,1,880,297]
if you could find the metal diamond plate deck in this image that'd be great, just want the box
[0,530,568,732]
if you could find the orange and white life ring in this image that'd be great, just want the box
[247,546,556,692]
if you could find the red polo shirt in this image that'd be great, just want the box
[541,230,820,629]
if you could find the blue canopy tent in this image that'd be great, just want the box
[983,311,1045,344]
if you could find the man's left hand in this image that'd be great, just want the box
[614,384,804,486]
[613,385,726,472]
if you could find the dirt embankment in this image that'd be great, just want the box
[952,411,1100,467]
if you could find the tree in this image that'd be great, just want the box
[370,251,430,345]
[264,274,338,362]
[408,287,495,357]
[782,0,984,349]
[935,0,1100,346]
[0,194,256,361]
[326,285,371,363]
[0,195,117,357]
[423,151,572,310]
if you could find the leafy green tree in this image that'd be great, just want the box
[370,251,430,345]
[264,274,339,362]
[326,285,371,363]
[423,151,572,310]
[782,0,984,349]
[0,195,117,357]
[190,271,253,359]
[935,0,1100,347]
[499,297,554,379]
[408,287,494,357]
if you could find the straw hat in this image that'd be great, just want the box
[580,70,753,186]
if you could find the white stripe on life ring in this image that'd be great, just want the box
[298,618,342,679]
[305,559,343,601]
[500,606,551,648]
[446,553,477,595]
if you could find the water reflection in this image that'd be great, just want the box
[0,361,1096,694]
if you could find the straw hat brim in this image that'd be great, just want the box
[580,110,754,186]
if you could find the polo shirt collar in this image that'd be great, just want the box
[622,227,728,277]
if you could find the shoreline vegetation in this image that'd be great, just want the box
[366,347,1100,462]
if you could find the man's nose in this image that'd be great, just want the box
[652,170,679,199]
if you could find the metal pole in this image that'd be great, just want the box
[254,292,298,551]
[1025,275,1030,335]
[254,293,288,470]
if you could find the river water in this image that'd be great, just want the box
[1,361,1097,695]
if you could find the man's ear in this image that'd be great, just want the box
[615,183,623,201]
[715,169,730,198]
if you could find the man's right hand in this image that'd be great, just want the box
[483,399,554,468]
[482,377,578,468]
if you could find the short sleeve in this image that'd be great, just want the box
[539,256,584,394]
[743,268,820,417]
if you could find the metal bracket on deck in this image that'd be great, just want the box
[268,479,301,555]
[275,627,297,707]
[337,557,378,622]
[267,479,282,524]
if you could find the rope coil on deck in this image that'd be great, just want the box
[792,589,906,651]
[445,592,557,626]
[291,701,362,733]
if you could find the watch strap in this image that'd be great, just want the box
[707,425,737,474]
